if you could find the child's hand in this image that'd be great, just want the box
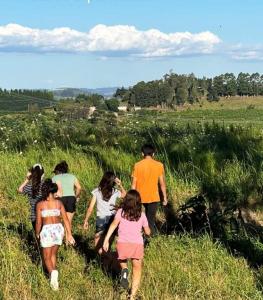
[67,235,75,246]
[162,199,168,206]
[26,171,32,180]
[83,220,89,230]
[103,240,109,252]
[114,177,122,185]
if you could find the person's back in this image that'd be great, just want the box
[52,161,82,239]
[116,208,148,245]
[133,158,164,204]
[132,144,167,234]
[52,173,76,197]
[103,190,150,299]
[93,187,120,217]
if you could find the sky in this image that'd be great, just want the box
[0,0,263,89]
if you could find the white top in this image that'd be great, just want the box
[41,209,61,218]
[92,188,121,217]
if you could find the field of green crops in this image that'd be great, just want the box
[1,103,263,299]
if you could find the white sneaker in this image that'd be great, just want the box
[50,270,59,291]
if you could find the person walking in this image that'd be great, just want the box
[36,179,75,290]
[103,190,150,300]
[131,144,167,234]
[52,161,81,235]
[18,163,44,230]
[83,171,126,254]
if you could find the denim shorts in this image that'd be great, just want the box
[95,215,114,234]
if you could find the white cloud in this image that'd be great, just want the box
[0,23,221,58]
[229,44,263,61]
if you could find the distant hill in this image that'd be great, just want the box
[0,90,56,112]
[53,87,118,98]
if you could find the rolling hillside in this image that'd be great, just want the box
[0,92,56,112]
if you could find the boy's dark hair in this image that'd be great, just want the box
[53,160,69,174]
[98,171,116,201]
[141,144,155,157]
[119,190,142,221]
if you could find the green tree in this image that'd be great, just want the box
[237,73,250,96]
[106,98,119,112]
[224,73,237,96]
[175,76,188,105]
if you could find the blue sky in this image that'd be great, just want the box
[0,0,263,89]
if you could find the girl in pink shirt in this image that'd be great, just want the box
[103,190,151,300]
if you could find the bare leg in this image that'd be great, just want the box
[65,212,74,243]
[42,247,53,274]
[51,245,59,270]
[95,232,103,254]
[66,212,74,231]
[119,259,128,270]
[130,259,142,299]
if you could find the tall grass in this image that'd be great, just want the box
[0,148,263,299]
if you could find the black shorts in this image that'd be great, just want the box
[61,196,76,213]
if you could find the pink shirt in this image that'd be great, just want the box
[115,209,149,245]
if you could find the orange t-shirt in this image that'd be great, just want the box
[132,158,164,203]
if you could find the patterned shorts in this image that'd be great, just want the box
[40,223,64,248]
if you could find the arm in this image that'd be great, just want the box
[35,202,43,238]
[103,218,120,252]
[131,165,137,190]
[18,171,31,193]
[55,180,63,198]
[115,178,126,198]
[74,178,82,200]
[143,226,151,236]
[60,202,75,245]
[159,174,167,206]
[131,176,137,190]
[83,195,96,229]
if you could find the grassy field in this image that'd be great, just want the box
[0,149,263,300]
[1,102,263,299]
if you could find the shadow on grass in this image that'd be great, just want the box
[2,223,42,266]
[74,233,121,281]
[159,195,263,270]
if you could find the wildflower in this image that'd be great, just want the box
[33,140,37,144]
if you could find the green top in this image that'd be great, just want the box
[52,173,77,197]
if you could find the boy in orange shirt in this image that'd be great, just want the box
[131,144,167,234]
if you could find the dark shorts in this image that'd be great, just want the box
[96,215,114,234]
[61,196,76,213]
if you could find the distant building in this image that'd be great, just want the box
[118,106,127,111]
[89,106,96,114]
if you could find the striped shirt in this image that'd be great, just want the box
[23,182,43,222]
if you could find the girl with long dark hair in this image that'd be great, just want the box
[18,163,45,230]
[35,179,75,290]
[83,171,126,253]
[103,190,151,300]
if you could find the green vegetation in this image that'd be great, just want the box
[2,71,263,113]
[1,148,263,299]
[116,72,263,108]
[0,89,55,112]
[1,105,263,299]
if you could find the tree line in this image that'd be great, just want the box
[114,72,263,108]
[0,89,54,101]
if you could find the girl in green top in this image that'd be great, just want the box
[52,161,81,239]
